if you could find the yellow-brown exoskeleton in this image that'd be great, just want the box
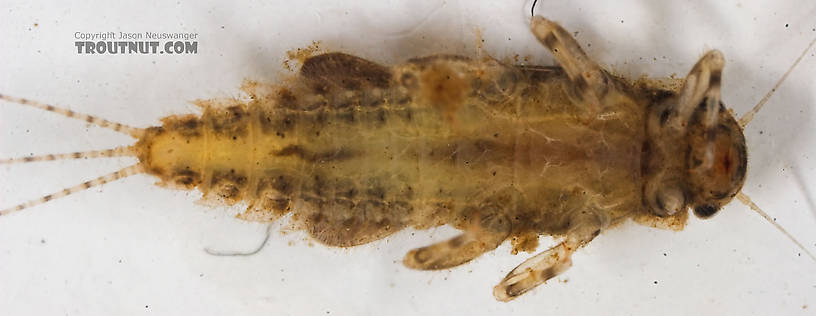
[1,12,813,303]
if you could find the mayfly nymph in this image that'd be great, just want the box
[2,13,814,302]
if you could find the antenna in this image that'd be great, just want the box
[739,37,816,127]
[736,192,816,262]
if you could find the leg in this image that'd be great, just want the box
[670,51,725,177]
[672,50,724,130]
[493,209,607,301]
[403,207,510,270]
[530,16,609,108]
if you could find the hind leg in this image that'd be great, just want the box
[530,16,608,110]
[404,207,510,270]
[493,208,607,301]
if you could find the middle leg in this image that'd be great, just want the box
[530,16,609,111]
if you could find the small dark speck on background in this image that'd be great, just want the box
[40,239,46,244]
[662,253,667,256]
[785,23,789,28]
[653,280,658,284]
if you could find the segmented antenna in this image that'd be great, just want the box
[0,146,136,164]
[736,192,816,262]
[739,37,816,127]
[0,94,146,137]
[0,164,144,216]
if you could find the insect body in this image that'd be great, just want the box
[0,14,811,302]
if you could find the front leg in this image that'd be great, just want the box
[493,208,607,301]
[530,16,609,111]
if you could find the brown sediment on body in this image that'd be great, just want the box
[419,63,468,121]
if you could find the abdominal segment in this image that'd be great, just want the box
[141,53,645,248]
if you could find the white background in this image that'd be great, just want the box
[1,1,815,315]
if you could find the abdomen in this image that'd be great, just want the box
[148,54,647,246]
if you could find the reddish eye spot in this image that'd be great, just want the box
[722,152,732,172]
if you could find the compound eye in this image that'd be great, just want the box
[653,187,686,217]
[693,204,719,219]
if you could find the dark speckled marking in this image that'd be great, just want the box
[311,174,326,196]
[258,108,297,135]
[366,186,386,200]
[274,145,357,163]
[277,88,299,109]
[210,169,248,200]
[169,116,202,137]
[337,186,358,199]
[709,71,722,88]
[205,105,249,137]
[172,169,202,187]
[269,174,294,195]
[254,173,297,213]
